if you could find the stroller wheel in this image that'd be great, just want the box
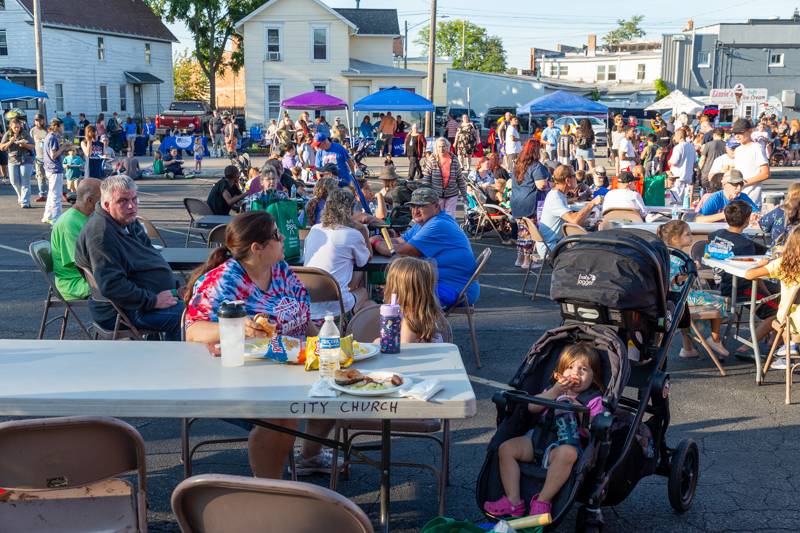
[575,505,604,533]
[668,439,699,513]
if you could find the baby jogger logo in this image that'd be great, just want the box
[577,273,596,287]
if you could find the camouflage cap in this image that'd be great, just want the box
[406,187,440,206]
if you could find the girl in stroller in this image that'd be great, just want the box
[484,343,605,519]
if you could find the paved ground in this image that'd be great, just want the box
[2,156,800,532]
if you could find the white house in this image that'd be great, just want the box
[235,0,426,126]
[0,0,176,122]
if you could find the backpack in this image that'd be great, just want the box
[266,199,302,263]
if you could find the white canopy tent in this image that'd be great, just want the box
[645,90,704,116]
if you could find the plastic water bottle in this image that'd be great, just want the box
[218,300,246,367]
[380,294,401,354]
[671,204,679,220]
[318,315,341,379]
[682,185,692,209]
[290,184,297,198]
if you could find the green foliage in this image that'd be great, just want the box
[146,0,263,108]
[173,50,210,101]
[589,89,601,101]
[654,78,670,100]
[603,15,646,48]
[414,20,507,73]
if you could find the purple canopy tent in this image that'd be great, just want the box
[281,91,352,138]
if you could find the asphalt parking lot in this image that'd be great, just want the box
[2,156,800,532]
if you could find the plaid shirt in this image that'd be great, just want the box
[422,155,466,199]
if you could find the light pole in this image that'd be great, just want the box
[425,0,437,137]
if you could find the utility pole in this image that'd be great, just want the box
[424,0,437,137]
[33,0,46,116]
[404,20,408,70]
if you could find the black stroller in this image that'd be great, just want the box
[476,229,699,532]
[352,138,376,178]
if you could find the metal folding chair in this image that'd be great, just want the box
[206,224,227,247]
[136,215,167,247]
[183,198,213,247]
[443,247,491,368]
[292,266,348,330]
[519,217,551,301]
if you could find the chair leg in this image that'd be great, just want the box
[66,305,92,339]
[762,325,784,379]
[520,262,532,296]
[330,424,342,490]
[37,295,51,339]
[181,418,192,479]
[59,308,69,340]
[185,224,192,247]
[531,259,546,302]
[466,309,481,368]
[785,327,793,405]
[288,447,297,481]
[689,321,726,376]
[442,419,450,487]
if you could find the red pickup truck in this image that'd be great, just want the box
[155,101,212,136]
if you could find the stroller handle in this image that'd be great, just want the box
[503,390,591,430]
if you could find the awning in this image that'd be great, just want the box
[124,72,164,85]
[0,78,47,101]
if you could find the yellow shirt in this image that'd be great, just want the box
[765,258,800,326]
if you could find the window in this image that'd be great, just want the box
[637,63,646,80]
[0,30,7,56]
[0,1,5,9]
[265,26,281,61]
[442,72,446,83]
[99,85,108,112]
[313,83,327,93]
[596,65,606,81]
[119,85,127,112]
[145,43,151,64]
[54,83,64,112]
[266,82,281,121]
[97,36,105,60]
[769,53,785,67]
[607,64,617,81]
[549,63,558,76]
[559,64,568,76]
[311,25,328,61]
[697,51,710,67]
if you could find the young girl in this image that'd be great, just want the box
[381,257,445,343]
[193,136,204,173]
[483,343,605,518]
[657,220,728,358]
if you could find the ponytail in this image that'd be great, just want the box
[184,246,230,304]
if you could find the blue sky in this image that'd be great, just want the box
[167,0,798,69]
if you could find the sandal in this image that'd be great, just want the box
[483,495,525,517]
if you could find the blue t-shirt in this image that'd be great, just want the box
[125,122,137,136]
[592,186,609,198]
[315,141,352,187]
[542,127,560,150]
[359,122,375,139]
[698,190,759,216]
[43,132,64,174]
[62,115,76,132]
[402,211,480,304]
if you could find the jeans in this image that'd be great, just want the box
[407,156,422,180]
[439,196,458,218]
[34,160,47,196]
[9,163,31,206]
[99,302,184,341]
[42,172,64,224]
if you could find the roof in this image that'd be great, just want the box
[516,90,608,115]
[352,87,434,112]
[124,72,164,85]
[236,0,357,32]
[17,0,177,42]
[333,8,400,36]
[343,59,426,78]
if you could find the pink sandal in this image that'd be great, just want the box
[529,493,552,517]
[483,495,526,517]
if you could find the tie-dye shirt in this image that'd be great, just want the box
[186,258,310,337]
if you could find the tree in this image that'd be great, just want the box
[603,15,646,49]
[146,0,262,108]
[654,78,670,100]
[173,50,210,101]
[415,20,507,73]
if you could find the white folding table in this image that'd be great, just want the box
[0,340,476,532]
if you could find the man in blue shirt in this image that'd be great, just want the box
[61,111,76,144]
[313,133,371,213]
[541,117,561,161]
[42,118,71,225]
[373,187,479,307]
[696,169,759,222]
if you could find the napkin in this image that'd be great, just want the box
[309,378,340,397]
[398,379,443,401]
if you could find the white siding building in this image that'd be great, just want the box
[0,0,176,122]
[236,0,425,126]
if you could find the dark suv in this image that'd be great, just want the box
[483,106,516,129]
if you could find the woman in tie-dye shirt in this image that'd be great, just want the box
[185,211,322,478]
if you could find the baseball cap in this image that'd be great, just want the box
[731,118,752,134]
[726,138,740,150]
[406,187,440,206]
[379,165,400,181]
[618,171,638,183]
[312,132,329,147]
[593,165,607,176]
[724,169,745,185]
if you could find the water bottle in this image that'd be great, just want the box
[318,315,341,379]
[290,184,297,198]
[380,294,401,354]
[218,300,246,367]
[682,185,692,209]
[671,204,679,220]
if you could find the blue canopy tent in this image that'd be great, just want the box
[0,78,48,102]
[352,86,435,112]
[516,90,607,116]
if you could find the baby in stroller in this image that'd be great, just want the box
[484,342,605,519]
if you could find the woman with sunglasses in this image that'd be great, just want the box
[184,211,337,479]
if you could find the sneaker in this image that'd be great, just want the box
[35,195,46,202]
[679,348,700,359]
[705,338,730,357]
[771,357,788,370]
[483,495,526,518]
[293,448,343,476]
[776,344,799,356]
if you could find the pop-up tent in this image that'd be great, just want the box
[0,78,48,102]
[281,90,352,142]
[516,90,608,116]
[645,90,704,116]
[352,86,435,112]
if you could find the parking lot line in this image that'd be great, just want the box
[0,244,28,255]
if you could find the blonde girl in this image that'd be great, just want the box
[484,343,605,518]
[382,257,445,343]
[657,220,728,359]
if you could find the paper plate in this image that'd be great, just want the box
[330,372,411,397]
[352,342,380,362]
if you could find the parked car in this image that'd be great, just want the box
[483,106,517,130]
[447,107,482,136]
[155,100,213,136]
[553,115,607,146]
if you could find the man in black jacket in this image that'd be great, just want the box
[75,175,183,339]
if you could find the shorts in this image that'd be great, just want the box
[525,415,583,469]
[194,154,203,161]
[575,148,594,160]
[126,134,136,141]
[791,144,800,150]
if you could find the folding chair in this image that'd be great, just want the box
[183,198,214,247]
[344,301,381,341]
[29,240,91,340]
[760,285,800,404]
[444,247,491,368]
[561,223,588,237]
[464,183,514,244]
[292,266,347,330]
[0,416,147,533]
[519,217,551,301]
[206,224,227,247]
[172,474,373,533]
[136,215,167,248]
[601,208,644,225]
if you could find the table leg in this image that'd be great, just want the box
[750,280,763,385]
[379,419,391,533]
[723,275,738,341]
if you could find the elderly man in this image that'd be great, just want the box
[732,118,770,205]
[75,175,183,340]
[373,187,479,308]
[51,178,102,301]
[695,169,759,222]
